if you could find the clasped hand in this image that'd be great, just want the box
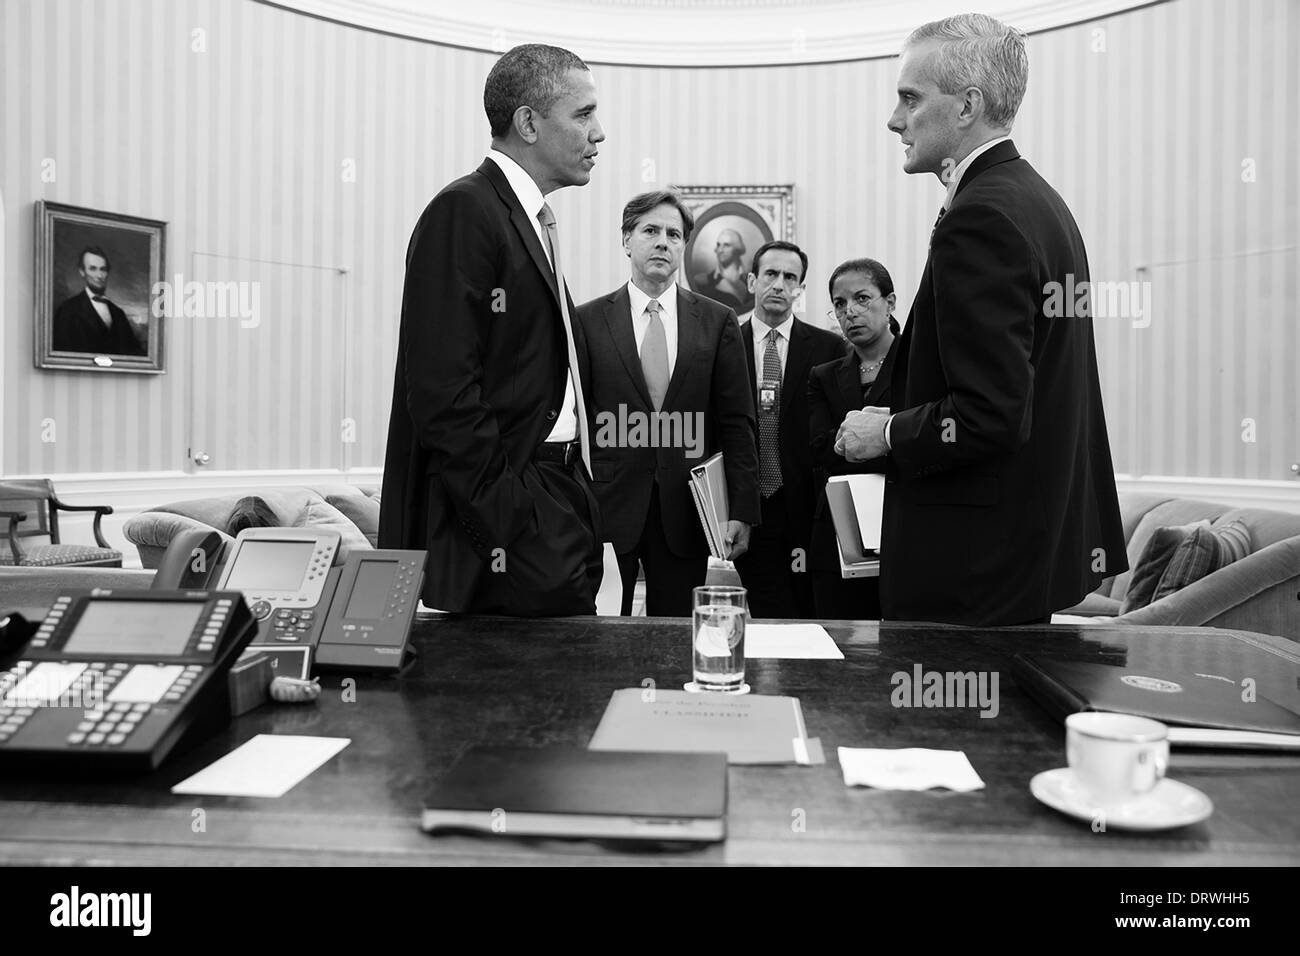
[834,406,891,462]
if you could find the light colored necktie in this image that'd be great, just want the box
[640,299,669,411]
[758,328,783,497]
[536,202,592,474]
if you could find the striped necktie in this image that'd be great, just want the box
[758,328,783,497]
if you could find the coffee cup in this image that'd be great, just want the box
[1065,712,1169,806]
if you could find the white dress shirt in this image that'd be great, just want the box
[86,288,112,327]
[627,280,678,380]
[750,314,794,385]
[485,149,577,443]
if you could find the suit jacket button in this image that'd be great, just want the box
[545,409,558,421]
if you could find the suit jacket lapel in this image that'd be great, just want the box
[605,286,654,410]
[477,159,561,309]
[834,349,861,415]
[740,320,757,397]
[780,320,810,422]
[662,289,701,410]
[951,140,1020,203]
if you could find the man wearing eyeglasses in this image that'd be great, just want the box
[735,240,848,619]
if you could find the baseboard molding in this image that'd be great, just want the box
[8,469,1297,570]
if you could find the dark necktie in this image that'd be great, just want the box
[758,328,783,497]
[640,299,669,411]
[536,202,592,474]
[92,295,108,303]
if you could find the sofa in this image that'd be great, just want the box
[123,485,381,569]
[1060,492,1300,640]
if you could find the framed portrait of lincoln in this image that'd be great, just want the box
[34,200,166,373]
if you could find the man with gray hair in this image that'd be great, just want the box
[380,44,607,615]
[837,13,1126,626]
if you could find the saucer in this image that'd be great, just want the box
[683,681,751,695]
[1030,768,1213,831]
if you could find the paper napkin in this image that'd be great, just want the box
[838,747,985,791]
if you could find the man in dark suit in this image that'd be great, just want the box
[575,190,760,616]
[838,13,1126,626]
[734,241,847,618]
[52,246,145,355]
[379,44,607,616]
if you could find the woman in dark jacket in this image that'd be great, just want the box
[807,258,903,619]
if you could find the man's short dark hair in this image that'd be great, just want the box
[620,190,695,244]
[79,245,110,270]
[827,257,894,299]
[484,44,589,139]
[750,240,808,282]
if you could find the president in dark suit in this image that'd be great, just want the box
[379,44,607,616]
[52,247,145,355]
[574,190,760,616]
[838,14,1126,626]
[735,241,847,619]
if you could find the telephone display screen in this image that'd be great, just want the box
[343,561,394,619]
[223,540,315,591]
[63,601,205,657]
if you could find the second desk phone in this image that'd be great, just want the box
[154,527,427,676]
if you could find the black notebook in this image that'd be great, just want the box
[1012,655,1300,750]
[421,746,727,842]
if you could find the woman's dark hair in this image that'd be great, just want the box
[827,257,893,300]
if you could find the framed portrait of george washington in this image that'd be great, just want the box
[672,184,795,317]
[34,200,166,373]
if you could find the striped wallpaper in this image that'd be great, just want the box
[1,0,1296,484]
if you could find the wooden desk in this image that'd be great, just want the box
[1,617,1297,865]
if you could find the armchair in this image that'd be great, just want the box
[0,479,122,567]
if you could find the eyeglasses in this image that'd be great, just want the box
[828,293,880,321]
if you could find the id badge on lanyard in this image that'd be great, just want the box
[759,380,779,414]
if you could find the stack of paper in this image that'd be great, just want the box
[689,452,730,559]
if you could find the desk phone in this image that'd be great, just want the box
[0,590,256,771]
[155,527,426,676]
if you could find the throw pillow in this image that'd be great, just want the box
[226,496,279,536]
[1149,519,1253,605]
[324,493,380,547]
[1120,520,1210,614]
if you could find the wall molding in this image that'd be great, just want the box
[264,0,1158,66]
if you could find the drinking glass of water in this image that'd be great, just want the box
[690,586,748,694]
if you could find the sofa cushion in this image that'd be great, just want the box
[1120,519,1210,614]
[324,492,381,547]
[292,496,372,557]
[1150,519,1252,605]
[1059,590,1123,617]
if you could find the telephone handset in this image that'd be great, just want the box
[151,528,228,591]
[152,527,426,676]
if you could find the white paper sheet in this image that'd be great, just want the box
[171,734,351,798]
[745,623,845,660]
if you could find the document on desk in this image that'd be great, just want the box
[171,735,351,798]
[745,624,844,660]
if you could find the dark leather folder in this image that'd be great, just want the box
[421,746,727,841]
[1012,655,1300,750]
